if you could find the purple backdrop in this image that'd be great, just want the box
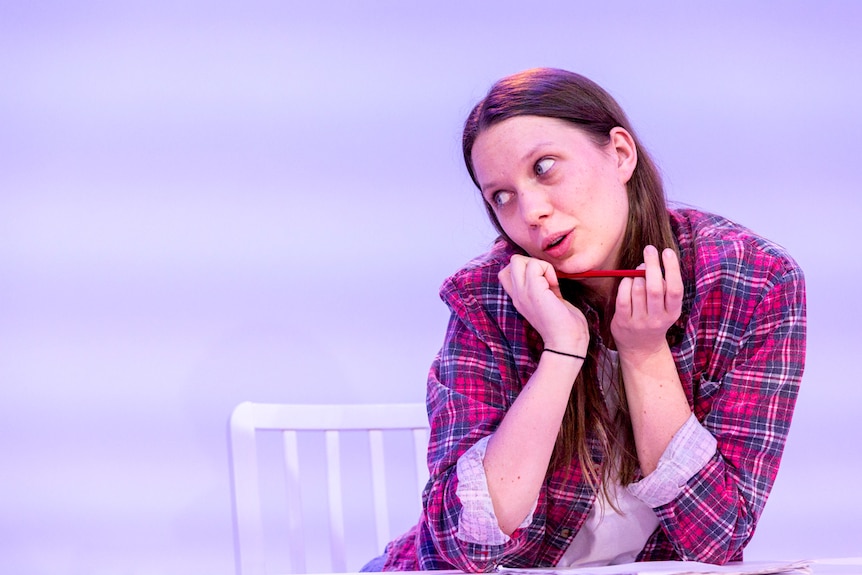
[1,1,860,573]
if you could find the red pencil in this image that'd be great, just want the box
[557,269,646,279]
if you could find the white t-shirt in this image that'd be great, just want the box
[557,480,659,567]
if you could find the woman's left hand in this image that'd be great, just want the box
[612,245,688,476]
[611,245,683,356]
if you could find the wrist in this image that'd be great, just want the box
[617,339,670,364]
[542,348,586,361]
[541,334,587,357]
[537,348,584,382]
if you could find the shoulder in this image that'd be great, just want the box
[670,206,805,294]
[439,239,521,306]
[436,239,534,347]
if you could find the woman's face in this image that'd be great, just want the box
[471,115,637,274]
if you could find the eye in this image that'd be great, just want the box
[535,157,555,176]
[490,190,514,208]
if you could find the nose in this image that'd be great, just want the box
[519,186,553,226]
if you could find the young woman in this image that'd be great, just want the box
[370,68,806,571]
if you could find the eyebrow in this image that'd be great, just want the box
[479,141,554,194]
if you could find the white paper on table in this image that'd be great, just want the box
[497,559,812,575]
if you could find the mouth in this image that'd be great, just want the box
[542,231,571,253]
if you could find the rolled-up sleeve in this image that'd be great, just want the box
[456,434,536,545]
[628,413,717,507]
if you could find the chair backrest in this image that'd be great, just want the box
[228,402,430,575]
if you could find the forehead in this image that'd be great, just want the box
[471,115,596,167]
[480,114,574,139]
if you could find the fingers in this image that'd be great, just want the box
[615,245,684,323]
[498,255,563,319]
[498,263,514,298]
[498,255,536,301]
[662,247,684,316]
[615,274,634,317]
[643,245,666,317]
[500,255,556,299]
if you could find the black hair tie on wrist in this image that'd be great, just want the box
[542,348,586,361]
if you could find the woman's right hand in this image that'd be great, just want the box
[498,254,589,355]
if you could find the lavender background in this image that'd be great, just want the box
[2,1,860,573]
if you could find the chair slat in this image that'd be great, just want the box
[325,429,347,572]
[368,429,390,552]
[283,430,305,574]
[412,427,430,503]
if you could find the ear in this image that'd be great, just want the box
[609,127,638,185]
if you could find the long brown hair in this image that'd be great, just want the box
[462,68,678,491]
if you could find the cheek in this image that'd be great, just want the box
[584,185,629,242]
[495,214,541,254]
[495,213,523,239]
[593,173,630,214]
[604,195,630,237]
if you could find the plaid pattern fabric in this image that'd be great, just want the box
[383,208,806,572]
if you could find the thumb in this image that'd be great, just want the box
[545,268,564,300]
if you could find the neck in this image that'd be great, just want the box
[579,277,617,306]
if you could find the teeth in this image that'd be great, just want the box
[548,236,564,248]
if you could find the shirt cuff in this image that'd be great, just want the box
[627,412,717,508]
[455,434,536,545]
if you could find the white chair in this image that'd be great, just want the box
[228,402,430,575]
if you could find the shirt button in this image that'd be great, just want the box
[560,528,573,538]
